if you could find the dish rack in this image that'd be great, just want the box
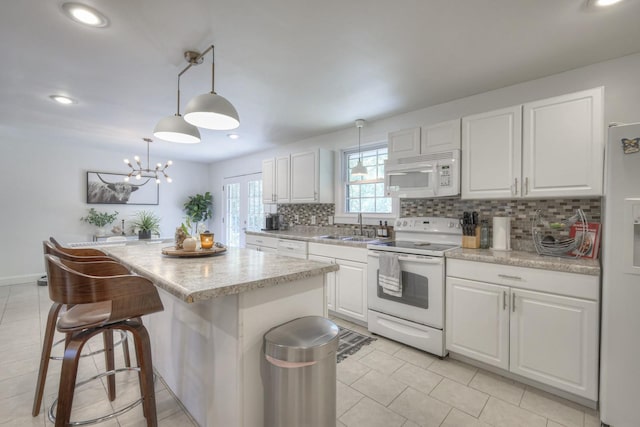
[532,209,587,257]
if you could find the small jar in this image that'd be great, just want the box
[480,220,490,249]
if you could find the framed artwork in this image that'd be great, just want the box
[86,171,159,205]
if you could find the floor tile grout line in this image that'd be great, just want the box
[437,406,454,427]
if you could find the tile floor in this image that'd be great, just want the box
[0,282,601,426]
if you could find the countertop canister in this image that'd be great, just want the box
[492,217,511,251]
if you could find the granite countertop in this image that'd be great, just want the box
[102,244,339,303]
[446,248,601,276]
[245,228,389,248]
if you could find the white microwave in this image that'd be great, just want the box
[385,149,460,198]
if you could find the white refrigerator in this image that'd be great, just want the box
[600,122,640,427]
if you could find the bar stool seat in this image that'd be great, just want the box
[44,254,164,427]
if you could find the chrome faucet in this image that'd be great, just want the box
[357,213,363,236]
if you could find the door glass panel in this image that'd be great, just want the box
[377,270,429,309]
[226,183,240,247]
[247,179,264,232]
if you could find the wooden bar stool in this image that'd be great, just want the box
[44,254,164,427]
[32,241,132,417]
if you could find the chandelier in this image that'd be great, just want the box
[123,138,173,183]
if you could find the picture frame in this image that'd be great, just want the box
[86,171,159,205]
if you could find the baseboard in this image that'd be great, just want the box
[0,273,44,287]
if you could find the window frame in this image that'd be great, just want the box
[335,142,398,224]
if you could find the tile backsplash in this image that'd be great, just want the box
[277,197,602,252]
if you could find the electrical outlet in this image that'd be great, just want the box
[294,214,299,223]
[310,215,316,225]
[328,216,334,225]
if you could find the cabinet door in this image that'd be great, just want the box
[335,259,367,323]
[522,87,604,198]
[446,277,510,369]
[275,156,290,203]
[510,289,599,400]
[421,119,461,153]
[309,254,335,312]
[462,106,522,199]
[290,151,318,202]
[261,158,276,204]
[388,127,421,162]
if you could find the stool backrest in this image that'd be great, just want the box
[45,254,163,322]
[49,237,109,257]
[43,241,113,262]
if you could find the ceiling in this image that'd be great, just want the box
[2,0,640,163]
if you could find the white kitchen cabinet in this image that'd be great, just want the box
[446,258,599,401]
[421,119,461,153]
[522,88,604,198]
[510,288,598,395]
[388,127,421,161]
[290,149,334,203]
[461,105,522,199]
[388,120,461,162]
[462,87,604,199]
[261,158,276,204]
[245,234,278,253]
[262,156,290,204]
[309,254,336,312]
[446,277,509,370]
[309,242,368,323]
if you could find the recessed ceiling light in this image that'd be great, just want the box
[591,0,624,7]
[49,95,77,105]
[227,133,240,140]
[61,3,109,27]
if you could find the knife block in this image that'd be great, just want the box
[462,226,480,249]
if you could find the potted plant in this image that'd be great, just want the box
[80,208,119,236]
[131,210,161,239]
[183,192,213,235]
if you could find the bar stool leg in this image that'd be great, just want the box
[55,335,85,427]
[123,331,132,367]
[32,303,62,416]
[103,331,116,401]
[128,321,157,426]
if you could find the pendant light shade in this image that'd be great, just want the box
[351,119,368,176]
[154,114,201,143]
[184,92,240,130]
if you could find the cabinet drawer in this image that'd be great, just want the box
[245,235,278,248]
[308,242,367,263]
[446,259,598,300]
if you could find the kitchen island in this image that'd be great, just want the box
[102,244,338,427]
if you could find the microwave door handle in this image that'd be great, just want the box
[433,162,439,196]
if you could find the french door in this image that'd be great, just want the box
[223,173,264,247]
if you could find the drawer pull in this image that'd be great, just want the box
[498,274,522,280]
[503,291,507,310]
[512,293,516,312]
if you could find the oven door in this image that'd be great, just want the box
[367,251,444,329]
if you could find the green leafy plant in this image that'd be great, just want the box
[131,210,161,234]
[183,192,212,234]
[80,208,119,228]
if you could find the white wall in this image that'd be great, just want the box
[208,52,640,238]
[0,137,210,285]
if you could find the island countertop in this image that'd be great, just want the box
[102,244,338,303]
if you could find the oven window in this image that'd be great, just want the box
[376,270,429,309]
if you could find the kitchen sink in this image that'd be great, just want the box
[316,235,378,243]
[316,235,352,240]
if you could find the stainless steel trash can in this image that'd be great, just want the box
[264,316,340,427]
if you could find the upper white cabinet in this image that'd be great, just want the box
[388,120,461,162]
[522,88,604,198]
[290,149,334,203]
[462,87,604,199]
[462,106,522,199]
[262,149,333,204]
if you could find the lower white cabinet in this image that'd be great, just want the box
[309,243,368,323]
[245,234,277,253]
[446,259,599,401]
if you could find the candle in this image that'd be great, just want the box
[200,231,214,249]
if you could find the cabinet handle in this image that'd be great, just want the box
[498,274,522,280]
[512,293,516,312]
[503,291,507,310]
[514,178,518,195]
[525,177,529,195]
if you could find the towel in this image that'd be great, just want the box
[379,253,402,297]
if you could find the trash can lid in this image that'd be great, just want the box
[264,316,340,363]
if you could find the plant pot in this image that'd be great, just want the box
[138,230,152,240]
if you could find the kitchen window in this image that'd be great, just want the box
[344,145,392,214]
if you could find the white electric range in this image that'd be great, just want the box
[366,217,462,356]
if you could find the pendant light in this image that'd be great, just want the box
[123,138,173,183]
[184,45,240,130]
[153,71,201,143]
[351,119,368,176]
